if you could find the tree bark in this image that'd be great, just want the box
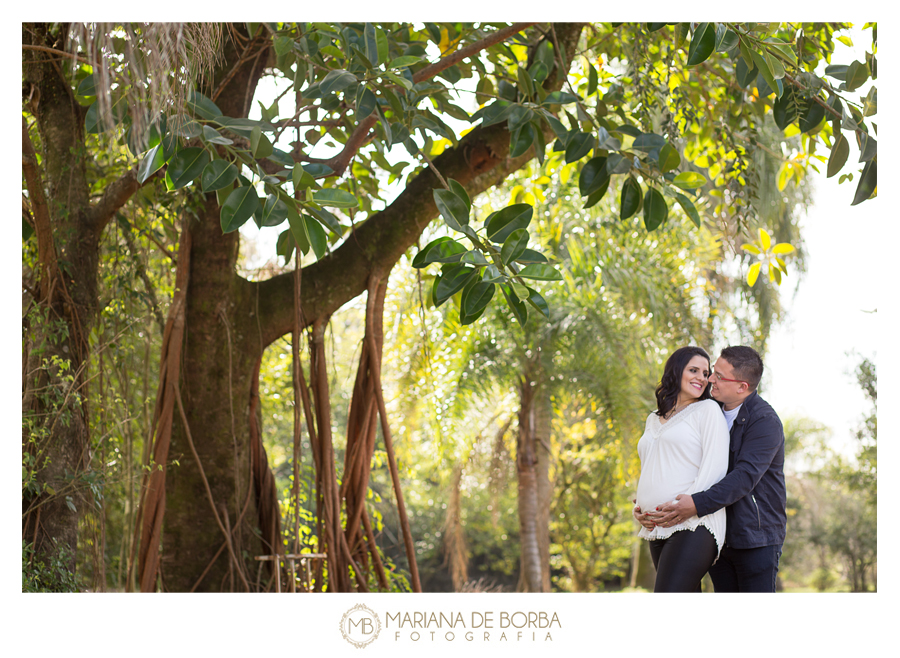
[153,22,585,590]
[22,22,103,575]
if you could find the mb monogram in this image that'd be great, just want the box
[340,604,382,648]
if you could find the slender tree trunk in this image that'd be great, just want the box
[534,381,552,592]
[517,373,543,592]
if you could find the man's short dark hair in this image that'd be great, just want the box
[720,345,764,391]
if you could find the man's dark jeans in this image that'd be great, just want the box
[708,544,783,592]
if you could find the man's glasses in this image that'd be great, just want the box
[710,370,748,385]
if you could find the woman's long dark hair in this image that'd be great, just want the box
[654,346,712,417]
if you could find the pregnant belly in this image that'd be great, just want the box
[636,473,694,512]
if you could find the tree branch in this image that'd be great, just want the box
[300,22,538,178]
[22,44,91,65]
[21,116,60,301]
[90,169,141,233]
[255,23,584,347]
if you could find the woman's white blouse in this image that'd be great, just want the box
[635,398,729,554]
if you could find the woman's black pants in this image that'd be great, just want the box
[648,526,717,593]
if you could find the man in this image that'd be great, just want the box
[638,345,787,592]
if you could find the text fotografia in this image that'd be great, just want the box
[387,611,561,642]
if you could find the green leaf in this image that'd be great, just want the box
[672,171,708,190]
[460,281,496,325]
[658,143,681,172]
[412,237,468,268]
[434,188,470,232]
[605,153,632,175]
[765,39,798,67]
[386,71,413,91]
[302,163,334,178]
[258,194,289,227]
[287,207,310,255]
[276,229,295,263]
[735,57,759,88]
[578,156,609,197]
[516,65,534,98]
[583,178,611,209]
[673,192,702,228]
[642,187,668,231]
[632,132,667,153]
[305,214,329,259]
[485,204,533,244]
[435,265,477,306]
[165,147,210,191]
[763,49,785,80]
[687,23,716,66]
[448,179,471,211]
[863,86,877,117]
[751,50,782,98]
[320,69,358,95]
[23,216,35,241]
[363,23,380,65]
[292,166,316,190]
[858,132,877,163]
[480,100,514,127]
[524,286,550,319]
[509,122,536,158]
[542,91,581,105]
[137,143,165,184]
[76,74,97,97]
[826,133,849,178]
[187,90,223,120]
[518,263,562,281]
[221,186,260,233]
[773,89,800,130]
[355,85,377,120]
[500,283,528,326]
[850,160,876,206]
[619,177,642,219]
[200,160,238,193]
[312,188,358,208]
[501,229,529,266]
[201,125,233,145]
[461,250,489,266]
[716,27,739,53]
[799,98,826,133]
[515,248,549,265]
[307,206,343,235]
[564,131,594,163]
[844,61,869,92]
[388,55,421,69]
[250,127,274,159]
[482,264,504,283]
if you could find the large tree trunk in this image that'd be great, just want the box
[157,28,275,592]
[22,23,135,578]
[151,22,585,590]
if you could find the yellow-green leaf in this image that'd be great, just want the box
[742,244,761,255]
[771,243,795,255]
[747,262,761,286]
[759,228,771,251]
[776,161,794,191]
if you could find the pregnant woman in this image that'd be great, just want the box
[633,346,729,592]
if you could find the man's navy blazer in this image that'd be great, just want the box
[692,392,787,549]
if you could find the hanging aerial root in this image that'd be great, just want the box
[130,226,191,592]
